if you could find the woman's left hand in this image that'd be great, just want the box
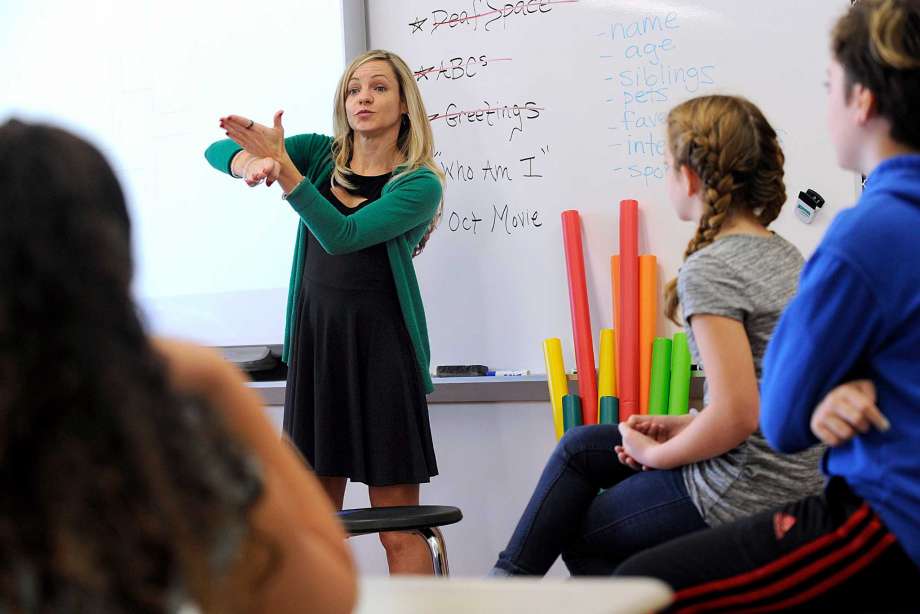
[617,422,662,470]
[237,156,281,187]
[614,445,646,471]
[221,110,289,163]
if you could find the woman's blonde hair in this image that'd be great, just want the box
[662,95,787,326]
[331,49,445,255]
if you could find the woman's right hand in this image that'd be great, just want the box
[220,110,288,162]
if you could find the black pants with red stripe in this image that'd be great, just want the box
[615,478,920,613]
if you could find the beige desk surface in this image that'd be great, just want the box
[354,576,672,614]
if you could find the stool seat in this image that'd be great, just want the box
[337,505,462,576]
[338,505,462,536]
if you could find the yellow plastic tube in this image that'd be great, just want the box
[543,338,568,440]
[598,328,617,399]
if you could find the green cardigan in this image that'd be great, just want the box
[204,134,442,394]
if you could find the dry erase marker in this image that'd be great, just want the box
[486,369,531,376]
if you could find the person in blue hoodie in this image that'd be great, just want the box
[614,1,920,611]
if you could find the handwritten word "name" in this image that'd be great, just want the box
[598,12,679,40]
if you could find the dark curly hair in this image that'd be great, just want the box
[0,120,266,613]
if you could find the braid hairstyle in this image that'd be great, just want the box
[662,95,787,326]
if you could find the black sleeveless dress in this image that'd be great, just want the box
[282,172,438,486]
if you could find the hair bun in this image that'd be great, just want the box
[870,0,920,70]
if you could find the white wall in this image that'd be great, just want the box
[0,0,350,348]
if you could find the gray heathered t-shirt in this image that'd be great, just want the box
[678,233,825,526]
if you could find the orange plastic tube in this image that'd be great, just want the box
[561,210,598,425]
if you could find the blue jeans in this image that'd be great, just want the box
[494,424,708,576]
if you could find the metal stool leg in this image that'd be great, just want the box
[413,526,449,576]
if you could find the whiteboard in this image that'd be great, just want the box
[368,0,857,373]
[0,0,360,346]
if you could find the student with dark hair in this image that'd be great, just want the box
[0,120,356,614]
[616,1,920,610]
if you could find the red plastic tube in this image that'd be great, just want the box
[561,210,598,425]
[618,200,639,420]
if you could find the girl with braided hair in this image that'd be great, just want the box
[490,94,824,577]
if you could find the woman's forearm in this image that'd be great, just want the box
[276,155,305,194]
[652,402,758,469]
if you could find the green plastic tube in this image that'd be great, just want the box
[599,396,619,424]
[649,338,672,415]
[562,394,584,432]
[668,333,691,415]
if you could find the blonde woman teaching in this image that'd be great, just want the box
[206,49,445,575]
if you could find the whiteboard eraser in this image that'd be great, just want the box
[796,189,825,224]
